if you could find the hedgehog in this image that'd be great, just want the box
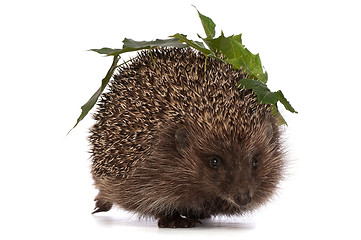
[89,47,285,228]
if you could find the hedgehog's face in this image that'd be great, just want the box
[175,119,284,211]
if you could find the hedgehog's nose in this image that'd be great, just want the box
[235,191,252,206]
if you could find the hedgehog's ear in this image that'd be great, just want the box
[175,127,189,154]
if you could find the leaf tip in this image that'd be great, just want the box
[67,126,75,136]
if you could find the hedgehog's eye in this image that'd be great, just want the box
[251,154,260,170]
[252,159,259,169]
[252,152,261,170]
[209,156,221,168]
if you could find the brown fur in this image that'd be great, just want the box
[89,48,285,228]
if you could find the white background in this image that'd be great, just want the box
[1,0,360,239]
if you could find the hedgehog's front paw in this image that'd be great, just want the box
[157,213,201,228]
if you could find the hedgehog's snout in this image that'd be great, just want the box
[234,191,253,206]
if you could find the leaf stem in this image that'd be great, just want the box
[204,55,208,80]
[148,48,155,68]
[115,57,133,68]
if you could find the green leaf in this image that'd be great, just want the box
[219,34,244,59]
[89,47,122,55]
[206,34,267,83]
[274,90,297,113]
[193,6,216,39]
[198,32,219,55]
[238,78,297,114]
[202,32,268,83]
[69,55,120,133]
[71,6,296,132]
[237,78,270,100]
[90,38,188,56]
[171,33,212,55]
[201,35,219,55]
[122,38,188,49]
[72,38,188,131]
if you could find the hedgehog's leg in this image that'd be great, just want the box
[92,194,113,214]
[157,212,201,228]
